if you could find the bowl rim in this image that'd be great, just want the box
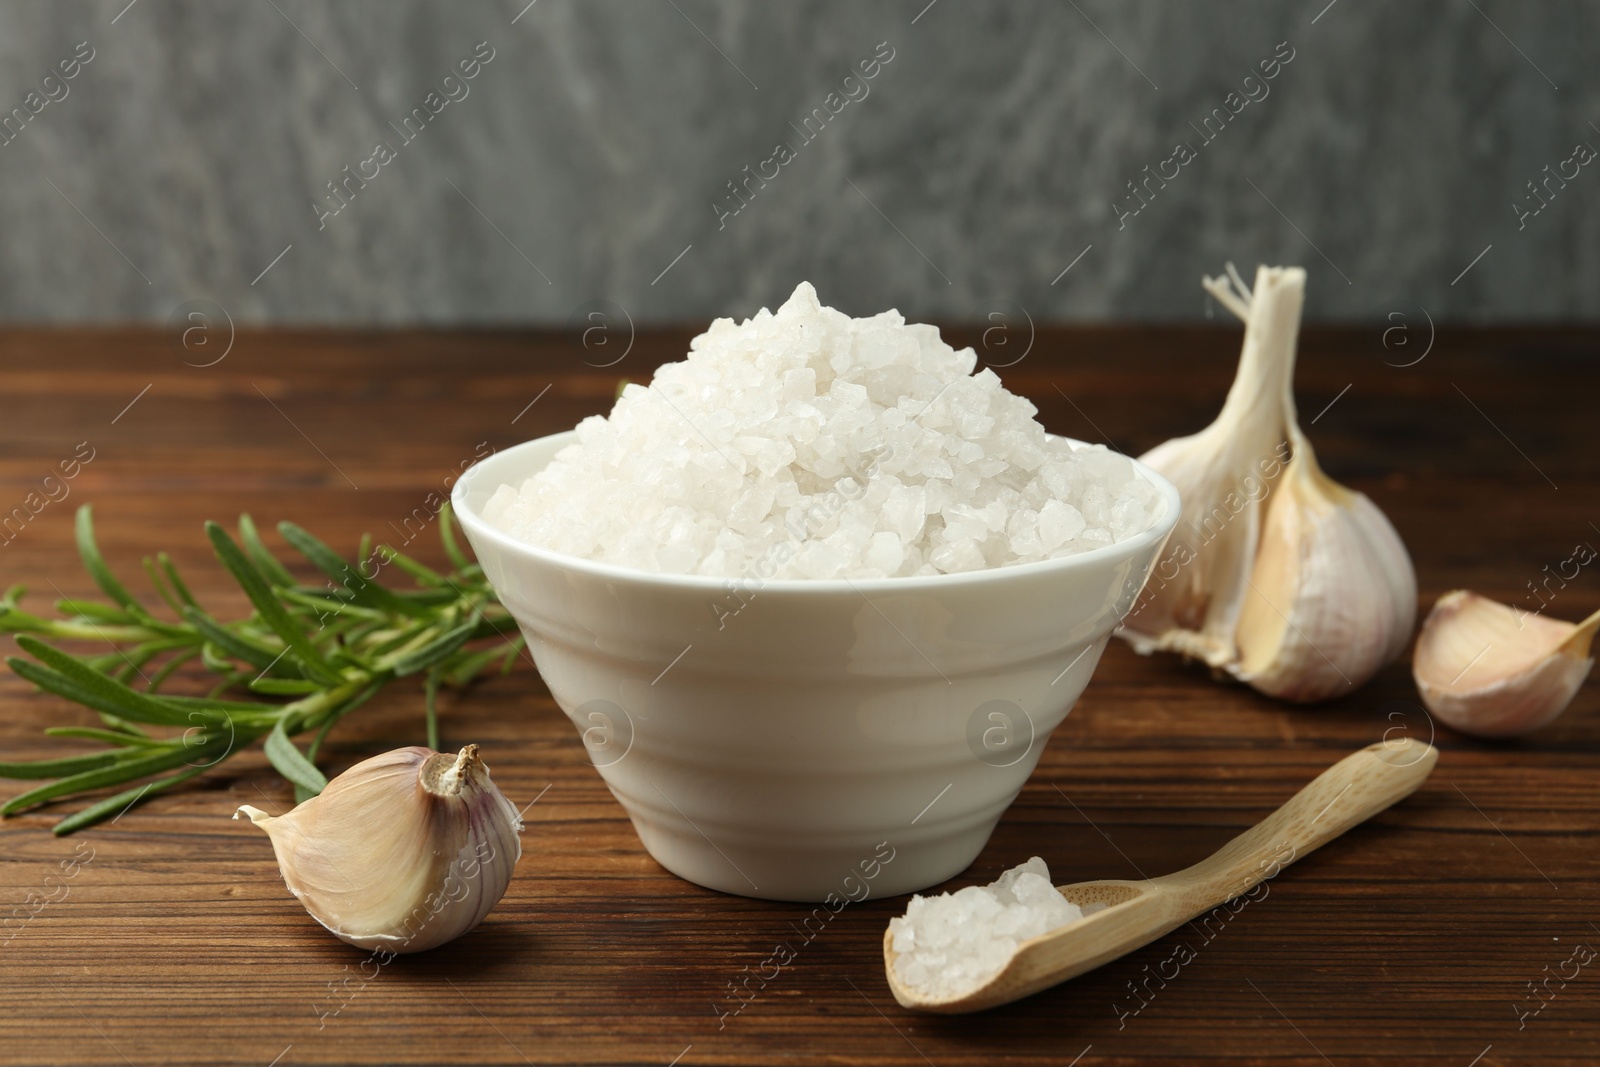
[451,430,1180,595]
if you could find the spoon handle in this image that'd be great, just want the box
[1154,737,1438,907]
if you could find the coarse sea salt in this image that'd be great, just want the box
[888,857,1085,1001]
[485,283,1162,579]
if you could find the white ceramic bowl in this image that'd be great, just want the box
[453,432,1179,902]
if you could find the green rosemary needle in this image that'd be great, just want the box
[0,503,522,834]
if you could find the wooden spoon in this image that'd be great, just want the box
[884,737,1438,1013]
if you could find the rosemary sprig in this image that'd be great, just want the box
[0,503,522,834]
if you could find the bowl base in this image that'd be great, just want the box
[627,807,1002,902]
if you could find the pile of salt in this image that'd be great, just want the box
[486,283,1162,579]
[888,857,1084,1000]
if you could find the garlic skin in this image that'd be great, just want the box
[1413,591,1597,737]
[1122,265,1297,667]
[1121,263,1418,702]
[236,745,522,953]
[1233,428,1417,701]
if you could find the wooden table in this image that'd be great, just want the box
[0,325,1595,1066]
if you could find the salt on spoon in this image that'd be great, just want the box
[884,737,1438,1013]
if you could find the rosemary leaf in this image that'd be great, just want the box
[247,678,323,696]
[278,522,429,619]
[2,742,221,815]
[8,640,224,728]
[155,552,200,611]
[181,608,291,674]
[161,693,281,716]
[51,765,212,835]
[264,720,328,795]
[141,556,185,616]
[145,647,199,691]
[54,599,136,624]
[96,714,151,739]
[204,523,343,686]
[0,750,127,780]
[443,642,516,688]
[238,514,298,589]
[373,545,449,588]
[388,619,479,677]
[44,727,165,748]
[74,507,144,616]
[438,503,473,571]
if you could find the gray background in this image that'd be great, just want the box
[0,0,1594,325]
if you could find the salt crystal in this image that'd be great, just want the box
[1037,500,1087,550]
[481,484,518,528]
[1006,509,1043,558]
[864,531,905,575]
[888,857,1084,1001]
[783,367,816,400]
[1080,484,1110,526]
[929,537,987,573]
[487,283,1161,578]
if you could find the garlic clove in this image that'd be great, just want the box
[1413,590,1597,737]
[1232,429,1418,702]
[236,744,522,953]
[1122,266,1299,666]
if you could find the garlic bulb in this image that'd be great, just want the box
[1413,590,1598,737]
[1122,264,1296,667]
[236,745,522,952]
[1121,264,1418,702]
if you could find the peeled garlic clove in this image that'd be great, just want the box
[1232,430,1417,702]
[236,744,522,953]
[1413,591,1597,737]
[1122,266,1299,666]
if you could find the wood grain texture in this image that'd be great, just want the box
[0,325,1596,1067]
